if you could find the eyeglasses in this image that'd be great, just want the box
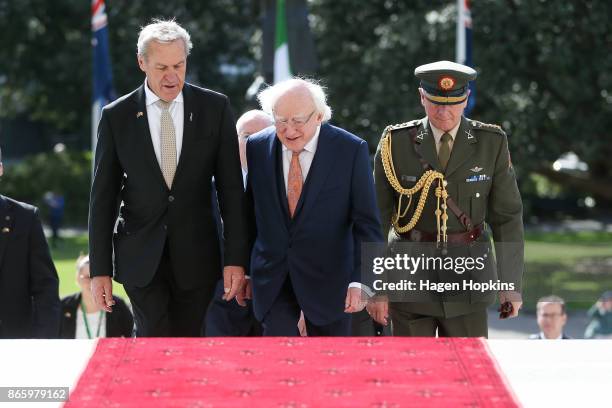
[538,313,564,319]
[273,110,316,130]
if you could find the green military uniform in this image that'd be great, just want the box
[373,61,524,337]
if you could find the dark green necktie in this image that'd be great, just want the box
[439,132,452,170]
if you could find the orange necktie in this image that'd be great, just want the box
[287,151,303,218]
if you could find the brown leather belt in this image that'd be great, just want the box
[400,223,485,244]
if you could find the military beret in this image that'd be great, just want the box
[415,60,477,105]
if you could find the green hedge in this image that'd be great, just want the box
[1,150,92,225]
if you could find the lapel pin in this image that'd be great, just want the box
[189,112,193,122]
[136,111,144,118]
[466,129,475,140]
[470,166,483,173]
[2,227,10,233]
[416,130,425,140]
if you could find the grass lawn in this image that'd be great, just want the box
[522,231,612,311]
[50,230,612,310]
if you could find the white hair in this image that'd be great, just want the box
[257,78,333,122]
[137,19,193,59]
[236,109,273,130]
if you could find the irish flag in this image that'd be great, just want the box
[273,0,292,83]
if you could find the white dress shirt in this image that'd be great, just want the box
[281,126,321,192]
[429,120,461,154]
[144,80,184,167]
[280,125,367,295]
[242,168,248,189]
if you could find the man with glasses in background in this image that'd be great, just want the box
[530,295,571,339]
[243,78,383,336]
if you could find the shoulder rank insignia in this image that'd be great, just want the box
[470,120,504,134]
[385,120,420,132]
[382,120,421,138]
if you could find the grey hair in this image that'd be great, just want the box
[257,78,333,122]
[137,19,193,59]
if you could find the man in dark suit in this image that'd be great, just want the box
[0,147,60,338]
[529,295,571,339]
[89,20,249,337]
[245,78,384,336]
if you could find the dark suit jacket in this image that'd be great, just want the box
[0,195,60,338]
[89,83,249,290]
[246,123,384,325]
[59,293,134,338]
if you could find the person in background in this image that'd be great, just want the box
[236,110,274,184]
[584,290,612,339]
[204,110,272,336]
[0,146,60,339]
[60,255,134,339]
[43,191,65,248]
[529,295,571,339]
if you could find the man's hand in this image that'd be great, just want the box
[499,290,522,318]
[223,265,246,304]
[235,275,252,307]
[297,311,307,337]
[366,296,389,326]
[91,276,115,312]
[344,287,368,313]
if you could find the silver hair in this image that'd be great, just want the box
[137,19,193,59]
[257,78,333,122]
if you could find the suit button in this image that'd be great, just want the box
[475,193,480,198]
[168,195,175,202]
[163,225,167,230]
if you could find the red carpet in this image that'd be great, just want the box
[65,337,518,407]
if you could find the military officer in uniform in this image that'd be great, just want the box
[369,61,524,337]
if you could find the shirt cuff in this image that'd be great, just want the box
[348,282,374,298]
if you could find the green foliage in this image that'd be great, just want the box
[0,0,257,137]
[1,150,91,225]
[1,0,611,200]
[310,0,455,149]
[309,0,612,198]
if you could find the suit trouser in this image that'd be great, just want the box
[351,309,389,336]
[123,242,213,337]
[389,305,488,338]
[261,276,351,337]
[204,279,262,336]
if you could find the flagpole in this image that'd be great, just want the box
[456,0,465,64]
[456,0,475,116]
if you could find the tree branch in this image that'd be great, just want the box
[535,167,612,201]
